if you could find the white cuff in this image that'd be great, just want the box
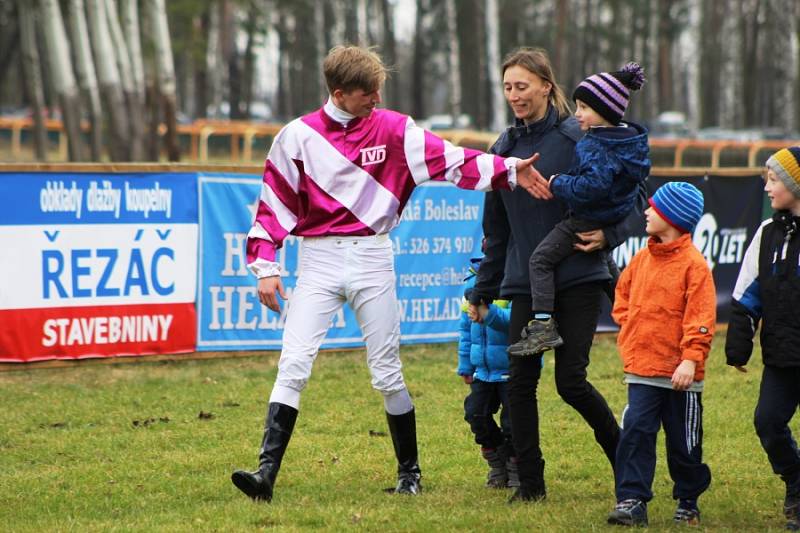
[504,157,519,189]
[248,258,282,279]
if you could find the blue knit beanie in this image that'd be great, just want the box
[648,181,704,233]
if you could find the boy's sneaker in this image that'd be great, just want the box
[507,318,564,356]
[481,448,508,489]
[607,499,648,527]
[673,506,701,526]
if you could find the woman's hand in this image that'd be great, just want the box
[574,229,607,252]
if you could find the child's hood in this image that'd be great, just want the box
[586,121,650,182]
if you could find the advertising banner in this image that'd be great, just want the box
[601,174,766,330]
[0,173,198,362]
[196,175,483,351]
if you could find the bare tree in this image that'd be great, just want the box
[657,0,675,112]
[87,0,130,160]
[0,2,20,105]
[357,0,368,45]
[18,1,47,160]
[411,0,429,119]
[40,0,84,161]
[444,0,461,126]
[552,0,569,88]
[699,0,724,127]
[69,0,103,160]
[206,1,223,118]
[315,0,328,103]
[380,0,397,106]
[120,0,145,158]
[796,1,800,130]
[147,0,180,160]
[486,0,504,131]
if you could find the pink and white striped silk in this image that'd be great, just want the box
[246,106,519,278]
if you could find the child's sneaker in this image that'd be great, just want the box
[673,505,701,526]
[507,318,564,356]
[480,447,508,488]
[607,499,648,527]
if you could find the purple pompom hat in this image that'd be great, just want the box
[572,62,646,125]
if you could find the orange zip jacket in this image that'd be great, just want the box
[613,233,716,381]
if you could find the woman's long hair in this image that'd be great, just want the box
[501,47,572,120]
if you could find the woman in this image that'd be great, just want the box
[469,47,646,502]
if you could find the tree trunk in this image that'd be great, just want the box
[40,0,84,161]
[314,1,327,103]
[86,0,130,161]
[411,0,427,119]
[241,3,260,119]
[69,0,103,161]
[444,0,461,126]
[194,8,210,119]
[656,0,674,112]
[120,0,146,158]
[105,0,143,160]
[552,0,569,88]
[147,0,179,161]
[0,19,19,90]
[18,2,47,160]
[357,0,368,45]
[380,0,397,106]
[486,0,504,131]
[225,9,241,119]
[699,0,724,127]
[792,4,800,132]
[206,1,222,117]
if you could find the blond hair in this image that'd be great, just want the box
[323,45,387,94]
[501,47,572,120]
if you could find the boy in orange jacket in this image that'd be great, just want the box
[607,181,716,527]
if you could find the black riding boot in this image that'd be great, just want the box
[231,402,298,502]
[386,409,422,495]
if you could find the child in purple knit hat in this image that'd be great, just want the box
[508,63,651,357]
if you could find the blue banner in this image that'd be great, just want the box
[0,172,197,224]
[196,174,483,351]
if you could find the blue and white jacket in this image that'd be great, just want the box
[725,211,800,368]
[458,259,512,382]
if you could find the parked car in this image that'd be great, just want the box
[648,111,694,139]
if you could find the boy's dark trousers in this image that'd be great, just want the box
[615,383,711,503]
[754,365,800,479]
[464,379,512,452]
[528,217,601,313]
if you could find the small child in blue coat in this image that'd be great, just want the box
[457,256,522,488]
[508,62,651,357]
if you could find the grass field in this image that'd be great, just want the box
[0,333,794,532]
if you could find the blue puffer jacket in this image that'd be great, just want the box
[458,259,512,382]
[550,121,651,224]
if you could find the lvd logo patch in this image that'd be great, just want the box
[360,145,386,166]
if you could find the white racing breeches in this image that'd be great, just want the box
[269,234,406,409]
